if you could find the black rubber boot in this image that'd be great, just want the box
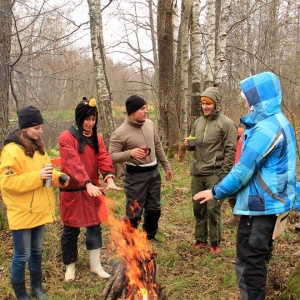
[11,280,30,300]
[30,270,49,299]
[143,210,161,240]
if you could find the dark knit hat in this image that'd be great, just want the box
[18,106,44,129]
[125,95,147,115]
[75,97,98,130]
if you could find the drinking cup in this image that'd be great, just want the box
[140,147,151,157]
[43,164,53,187]
[186,136,196,151]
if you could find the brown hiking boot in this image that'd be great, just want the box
[224,215,240,226]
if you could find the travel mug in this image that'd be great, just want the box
[186,136,196,151]
[43,164,53,187]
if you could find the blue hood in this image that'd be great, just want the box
[240,72,282,127]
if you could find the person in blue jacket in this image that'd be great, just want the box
[193,72,296,300]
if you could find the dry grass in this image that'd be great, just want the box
[1,155,300,299]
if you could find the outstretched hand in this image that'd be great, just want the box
[193,189,214,204]
[86,183,104,197]
[106,181,123,191]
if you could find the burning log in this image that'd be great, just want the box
[100,262,126,300]
[101,199,163,300]
[100,257,161,300]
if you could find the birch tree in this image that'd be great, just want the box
[148,0,159,100]
[205,0,232,86]
[205,0,216,85]
[215,0,231,85]
[190,0,202,117]
[178,0,193,140]
[87,0,116,144]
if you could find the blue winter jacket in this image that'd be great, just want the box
[213,72,296,216]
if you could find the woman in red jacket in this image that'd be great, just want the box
[58,97,121,281]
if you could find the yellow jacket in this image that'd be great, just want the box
[0,142,64,230]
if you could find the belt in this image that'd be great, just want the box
[60,186,86,192]
[126,164,158,173]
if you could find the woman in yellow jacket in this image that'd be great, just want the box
[0,106,69,300]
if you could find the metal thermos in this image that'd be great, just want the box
[43,164,53,188]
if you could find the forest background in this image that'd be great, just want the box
[1,0,300,299]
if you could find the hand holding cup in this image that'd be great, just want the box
[186,136,196,151]
[41,164,54,187]
[140,146,151,158]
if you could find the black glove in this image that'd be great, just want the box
[59,174,70,185]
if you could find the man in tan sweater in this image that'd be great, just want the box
[109,95,173,242]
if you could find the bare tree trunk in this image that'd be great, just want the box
[190,0,202,117]
[130,4,147,98]
[215,0,232,85]
[157,0,179,155]
[87,0,116,145]
[148,0,159,101]
[174,1,182,120]
[205,0,216,85]
[0,0,12,229]
[179,0,193,140]
[0,0,11,149]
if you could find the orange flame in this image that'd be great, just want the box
[105,197,159,300]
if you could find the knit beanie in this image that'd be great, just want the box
[18,106,44,129]
[200,96,215,105]
[75,97,99,154]
[125,95,147,115]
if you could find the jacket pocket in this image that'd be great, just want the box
[248,194,265,211]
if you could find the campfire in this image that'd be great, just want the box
[101,198,162,300]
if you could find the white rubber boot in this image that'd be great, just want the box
[64,263,76,281]
[89,249,111,279]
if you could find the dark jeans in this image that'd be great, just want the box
[236,215,276,300]
[11,225,45,283]
[61,224,102,265]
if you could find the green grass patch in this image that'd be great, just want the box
[1,156,300,299]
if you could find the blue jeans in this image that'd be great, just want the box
[11,225,45,283]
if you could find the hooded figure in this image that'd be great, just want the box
[214,72,296,215]
[198,86,222,119]
[193,72,296,300]
[186,86,237,253]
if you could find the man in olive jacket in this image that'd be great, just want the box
[184,87,237,253]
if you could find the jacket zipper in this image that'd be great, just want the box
[30,192,34,213]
